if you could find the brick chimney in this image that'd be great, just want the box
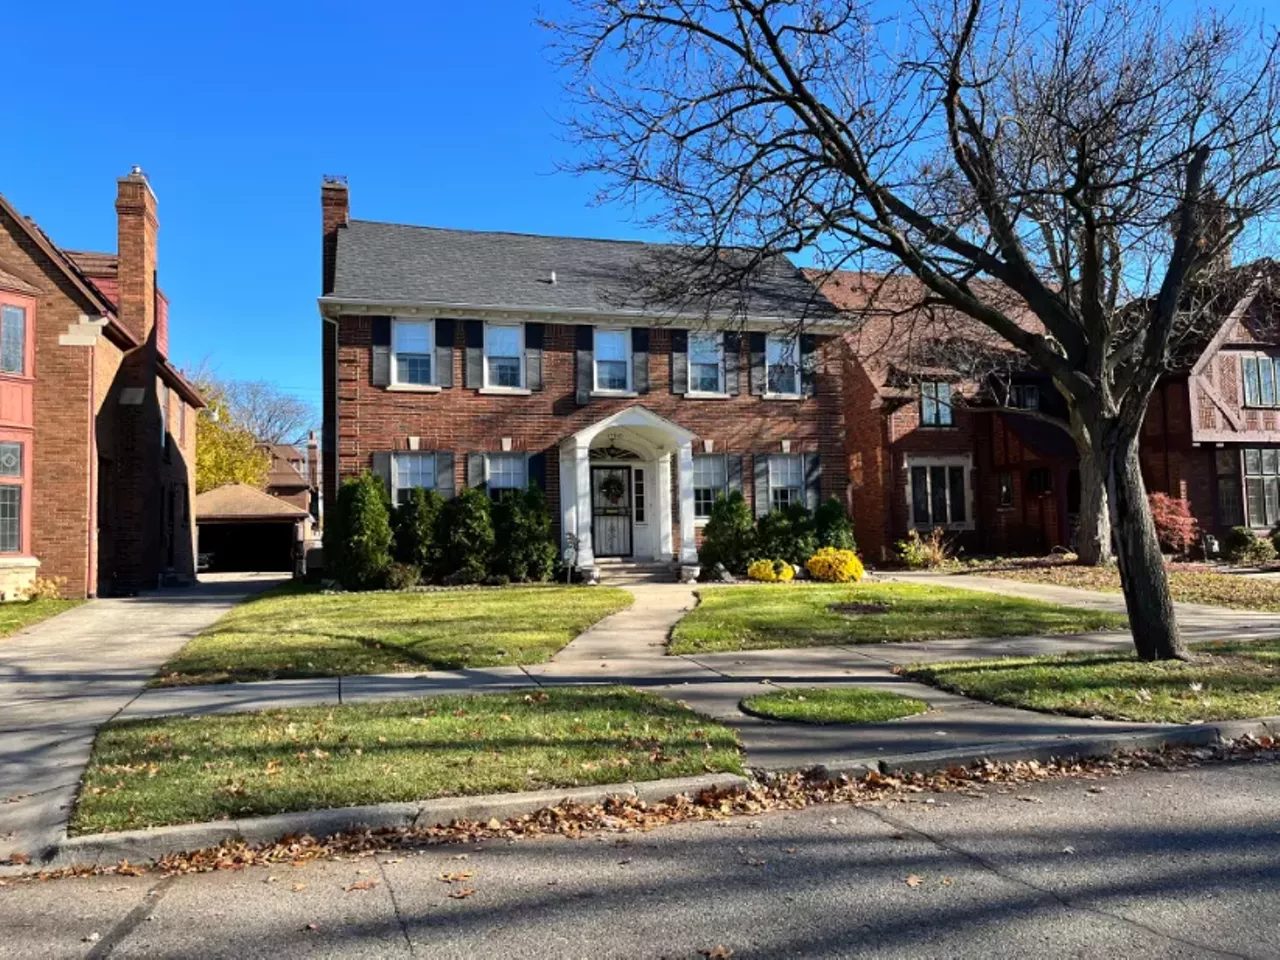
[115,166,158,345]
[321,176,349,296]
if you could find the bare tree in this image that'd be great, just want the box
[547,0,1280,660]
[222,379,317,446]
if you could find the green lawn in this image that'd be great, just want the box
[0,598,81,639]
[742,687,929,724]
[71,687,742,835]
[902,638,1280,723]
[669,583,1127,654]
[151,584,633,686]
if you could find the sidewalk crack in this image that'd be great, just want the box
[376,858,416,957]
[85,874,176,959]
[860,805,1248,959]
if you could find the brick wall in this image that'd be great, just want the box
[333,317,849,547]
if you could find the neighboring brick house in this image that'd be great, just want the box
[262,435,320,521]
[0,168,203,597]
[319,178,844,570]
[812,263,1280,560]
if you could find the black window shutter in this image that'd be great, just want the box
[434,451,456,498]
[371,316,392,388]
[527,451,547,491]
[724,331,741,395]
[671,329,689,395]
[753,455,770,518]
[371,451,392,498]
[464,321,484,388]
[525,323,544,391]
[466,452,487,489]
[749,332,767,395]
[632,327,650,394]
[727,454,744,494]
[435,319,455,388]
[801,333,818,397]
[575,325,593,405]
[804,453,822,511]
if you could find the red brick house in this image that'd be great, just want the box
[319,178,844,571]
[813,265,1280,560]
[0,168,202,597]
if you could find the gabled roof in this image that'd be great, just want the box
[195,484,310,522]
[0,265,39,296]
[327,220,834,323]
[262,443,308,489]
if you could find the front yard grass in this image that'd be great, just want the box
[151,584,633,686]
[742,687,929,724]
[902,638,1280,723]
[976,557,1280,612]
[71,686,742,835]
[669,583,1126,654]
[0,598,82,640]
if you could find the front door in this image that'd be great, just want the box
[591,465,633,558]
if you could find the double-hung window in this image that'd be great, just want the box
[1243,448,1280,527]
[765,335,799,397]
[768,454,804,511]
[693,454,728,519]
[486,453,527,499]
[1241,356,1280,407]
[484,323,523,388]
[392,319,433,386]
[1008,384,1039,410]
[920,381,954,426]
[689,332,724,394]
[391,452,436,506]
[0,441,22,553]
[594,328,631,391]
[0,306,25,376]
[908,457,970,528]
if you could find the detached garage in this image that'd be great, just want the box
[195,484,311,573]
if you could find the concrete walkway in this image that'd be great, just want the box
[0,573,285,862]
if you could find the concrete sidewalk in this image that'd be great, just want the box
[0,573,285,863]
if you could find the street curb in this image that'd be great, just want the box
[41,773,749,870]
[801,716,1280,782]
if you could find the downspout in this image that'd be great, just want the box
[87,345,97,597]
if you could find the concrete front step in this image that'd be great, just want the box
[595,560,679,583]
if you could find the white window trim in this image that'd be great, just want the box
[483,321,526,391]
[594,327,633,394]
[905,455,974,532]
[391,318,435,388]
[391,451,437,504]
[765,334,801,399]
[485,452,528,494]
[689,331,725,396]
[692,453,729,524]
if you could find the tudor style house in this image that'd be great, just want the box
[0,169,202,597]
[319,178,843,571]
[812,263,1280,560]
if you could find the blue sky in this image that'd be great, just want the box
[3,0,1270,418]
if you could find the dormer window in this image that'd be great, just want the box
[920,380,954,426]
[689,332,724,394]
[1009,384,1039,410]
[392,319,433,386]
[484,323,524,389]
[594,328,631,392]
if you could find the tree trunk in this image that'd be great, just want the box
[1068,405,1112,566]
[1105,431,1187,661]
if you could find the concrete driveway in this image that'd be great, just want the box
[0,573,285,864]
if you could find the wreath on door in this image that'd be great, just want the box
[600,474,626,504]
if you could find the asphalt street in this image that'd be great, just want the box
[3,756,1278,959]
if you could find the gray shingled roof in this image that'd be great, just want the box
[330,220,833,322]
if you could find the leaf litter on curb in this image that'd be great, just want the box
[10,737,1279,884]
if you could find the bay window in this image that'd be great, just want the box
[594,328,631,391]
[0,441,22,553]
[1,305,25,376]
[689,332,724,394]
[765,335,799,396]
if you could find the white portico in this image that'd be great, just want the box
[558,406,700,569]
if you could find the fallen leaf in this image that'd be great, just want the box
[448,888,476,899]
[438,872,474,883]
[905,875,923,888]
[345,879,380,892]
[292,883,308,892]
[7,851,30,865]
[701,947,734,959]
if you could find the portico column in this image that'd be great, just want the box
[657,453,674,560]
[574,440,595,568]
[676,440,697,564]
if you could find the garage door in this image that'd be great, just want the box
[198,521,295,572]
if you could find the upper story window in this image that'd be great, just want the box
[1242,356,1280,407]
[768,454,804,510]
[485,323,524,389]
[160,384,170,451]
[920,380,954,426]
[392,319,434,386]
[391,452,436,506]
[1008,384,1039,410]
[765,335,799,397]
[693,454,728,518]
[0,305,26,376]
[689,332,724,394]
[594,328,631,392]
[486,453,527,499]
